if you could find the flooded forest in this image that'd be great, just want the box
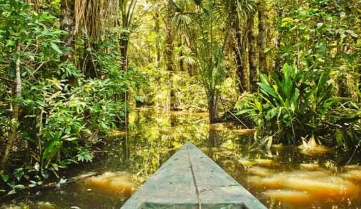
[1,0,361,208]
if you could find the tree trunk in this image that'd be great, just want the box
[119,0,137,72]
[232,20,249,93]
[247,16,258,92]
[242,35,251,92]
[208,91,220,123]
[179,41,184,72]
[25,0,40,12]
[119,30,130,128]
[1,45,21,170]
[231,21,246,94]
[120,37,129,71]
[118,0,137,128]
[60,0,76,85]
[155,11,161,69]
[165,2,175,110]
[274,8,283,72]
[258,2,268,75]
[60,0,75,63]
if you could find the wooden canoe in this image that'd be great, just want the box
[121,142,266,209]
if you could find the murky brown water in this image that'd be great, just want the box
[2,108,361,208]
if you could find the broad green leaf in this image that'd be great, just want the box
[13,168,24,181]
[52,163,59,171]
[0,57,7,63]
[268,108,279,119]
[50,42,63,54]
[281,17,293,27]
[237,109,255,115]
[6,40,16,47]
[1,174,9,183]
[42,140,62,160]
[8,190,16,195]
[316,22,323,28]
[258,82,283,105]
[65,126,71,134]
[346,30,358,38]
[259,73,271,86]
[14,184,25,190]
[335,128,344,146]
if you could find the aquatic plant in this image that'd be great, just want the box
[236,64,360,147]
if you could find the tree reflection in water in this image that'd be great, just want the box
[5,108,361,209]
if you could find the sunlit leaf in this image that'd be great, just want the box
[34,162,40,171]
[6,40,16,47]
[8,190,16,195]
[14,184,25,190]
[50,42,63,54]
[346,30,358,38]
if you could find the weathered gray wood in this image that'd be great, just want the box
[121,142,266,209]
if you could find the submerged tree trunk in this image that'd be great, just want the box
[247,15,258,92]
[208,91,220,123]
[1,45,21,170]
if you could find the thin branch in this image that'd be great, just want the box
[0,77,14,83]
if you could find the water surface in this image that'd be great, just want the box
[3,108,361,209]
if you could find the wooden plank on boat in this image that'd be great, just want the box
[121,142,266,209]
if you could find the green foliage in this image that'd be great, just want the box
[76,147,94,162]
[275,0,360,97]
[236,64,358,145]
[0,0,67,177]
[172,72,208,111]
[1,0,360,197]
[0,0,127,193]
[192,2,229,121]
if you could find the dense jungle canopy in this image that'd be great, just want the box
[0,0,360,196]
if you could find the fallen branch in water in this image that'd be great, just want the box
[42,172,102,189]
[0,172,102,201]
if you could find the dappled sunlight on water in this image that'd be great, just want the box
[4,108,361,208]
[85,172,134,195]
[213,145,361,208]
[249,170,359,203]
